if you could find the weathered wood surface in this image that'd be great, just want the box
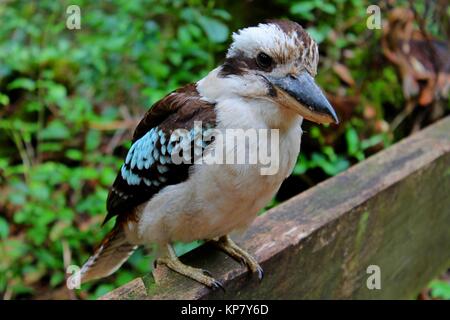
[102,116,450,300]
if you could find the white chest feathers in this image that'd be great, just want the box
[135,99,303,245]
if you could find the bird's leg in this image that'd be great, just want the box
[214,235,264,280]
[155,243,224,290]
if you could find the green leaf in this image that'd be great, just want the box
[40,121,70,140]
[321,3,336,14]
[29,181,50,201]
[429,280,450,299]
[9,189,27,206]
[361,134,384,150]
[290,2,316,15]
[346,126,360,155]
[174,240,202,256]
[2,240,28,260]
[35,249,60,268]
[128,248,155,273]
[50,272,65,287]
[197,16,229,43]
[93,284,115,299]
[293,154,309,175]
[311,152,350,176]
[46,83,67,105]
[0,217,9,239]
[212,9,232,21]
[25,101,43,112]
[307,26,331,43]
[28,226,48,246]
[85,130,101,151]
[39,142,63,152]
[7,78,36,91]
[65,149,83,161]
[115,271,134,286]
[177,25,192,44]
[180,8,197,22]
[0,93,10,106]
[99,166,116,185]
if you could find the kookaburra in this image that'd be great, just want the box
[78,20,338,289]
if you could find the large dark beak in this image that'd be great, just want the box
[268,73,339,124]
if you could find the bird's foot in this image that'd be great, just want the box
[155,244,224,290]
[214,235,264,280]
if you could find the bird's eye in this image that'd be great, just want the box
[256,52,273,70]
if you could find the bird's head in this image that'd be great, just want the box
[202,20,338,125]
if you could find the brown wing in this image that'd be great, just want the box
[104,84,216,225]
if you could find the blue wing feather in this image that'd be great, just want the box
[104,83,216,225]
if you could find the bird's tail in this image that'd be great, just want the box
[79,225,138,284]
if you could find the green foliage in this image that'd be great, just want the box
[0,0,447,299]
[0,0,230,299]
[277,0,402,181]
[429,279,450,300]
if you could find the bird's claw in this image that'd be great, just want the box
[255,265,264,281]
[202,269,212,277]
[237,257,246,266]
[201,270,225,291]
[211,279,226,292]
[215,235,264,282]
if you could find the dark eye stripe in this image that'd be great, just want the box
[256,52,273,70]
[219,50,276,77]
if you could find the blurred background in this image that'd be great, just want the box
[0,0,448,299]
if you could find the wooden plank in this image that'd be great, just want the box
[101,116,450,300]
[98,278,147,300]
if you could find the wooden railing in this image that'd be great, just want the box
[101,116,450,300]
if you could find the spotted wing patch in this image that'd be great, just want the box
[104,124,214,224]
[104,83,216,225]
[121,127,173,187]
